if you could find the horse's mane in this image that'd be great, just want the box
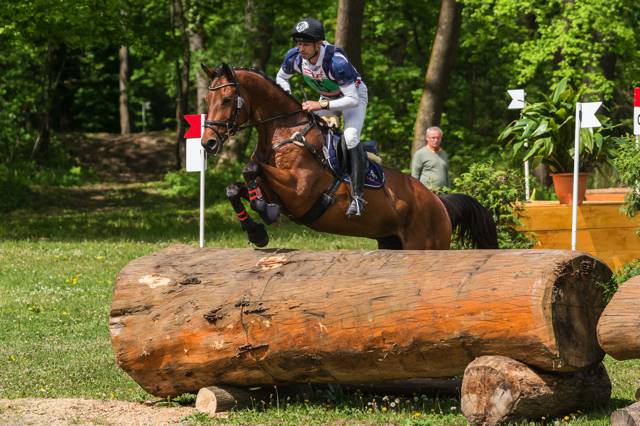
[228,66,302,106]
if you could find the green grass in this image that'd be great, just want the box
[0,180,638,425]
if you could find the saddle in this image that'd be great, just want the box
[322,128,385,189]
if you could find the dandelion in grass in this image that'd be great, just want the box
[381,406,387,413]
[413,412,422,417]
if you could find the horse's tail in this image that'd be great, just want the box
[438,193,499,249]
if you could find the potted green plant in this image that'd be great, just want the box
[499,78,614,204]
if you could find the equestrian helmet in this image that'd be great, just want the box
[291,18,325,42]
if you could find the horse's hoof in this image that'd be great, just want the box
[250,198,267,212]
[248,223,269,247]
[259,203,280,225]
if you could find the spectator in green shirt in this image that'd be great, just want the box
[411,126,450,191]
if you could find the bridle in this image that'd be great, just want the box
[203,67,309,155]
[203,68,245,155]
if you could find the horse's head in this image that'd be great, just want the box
[201,63,249,155]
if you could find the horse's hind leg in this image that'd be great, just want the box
[243,162,280,224]
[376,236,403,250]
[226,182,268,247]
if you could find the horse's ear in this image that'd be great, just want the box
[221,62,234,79]
[201,63,217,80]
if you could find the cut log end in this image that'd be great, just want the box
[611,401,640,426]
[552,255,610,368]
[461,355,611,426]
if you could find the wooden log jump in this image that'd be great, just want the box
[109,245,610,397]
[597,276,640,360]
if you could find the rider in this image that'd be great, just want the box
[276,17,369,217]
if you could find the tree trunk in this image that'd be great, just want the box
[119,45,131,135]
[172,0,190,169]
[245,0,274,71]
[189,29,208,115]
[461,356,611,426]
[411,0,463,154]
[335,0,365,74]
[612,402,640,426]
[597,276,640,360]
[110,245,610,397]
[31,41,56,160]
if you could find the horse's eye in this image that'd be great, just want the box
[222,97,232,104]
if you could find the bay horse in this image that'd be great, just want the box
[201,63,498,250]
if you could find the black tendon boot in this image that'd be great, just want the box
[346,144,368,217]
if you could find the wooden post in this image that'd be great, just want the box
[461,356,611,425]
[110,245,610,397]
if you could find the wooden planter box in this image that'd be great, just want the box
[518,189,640,270]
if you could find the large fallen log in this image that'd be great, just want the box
[109,245,610,397]
[597,276,640,360]
[461,355,610,425]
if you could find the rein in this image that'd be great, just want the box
[204,71,309,153]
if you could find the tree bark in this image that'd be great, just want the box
[110,245,610,397]
[119,45,131,135]
[597,276,640,360]
[461,356,611,426]
[189,29,208,115]
[172,0,190,169]
[335,0,365,74]
[245,0,274,71]
[411,0,463,154]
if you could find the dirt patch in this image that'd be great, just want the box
[0,398,209,425]
[61,131,177,183]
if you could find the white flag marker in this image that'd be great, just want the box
[507,89,525,110]
[571,102,602,251]
[184,114,207,248]
[507,89,529,200]
[580,102,602,128]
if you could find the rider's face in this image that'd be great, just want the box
[296,40,321,61]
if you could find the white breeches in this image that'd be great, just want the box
[317,83,368,149]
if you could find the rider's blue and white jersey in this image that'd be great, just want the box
[276,42,367,112]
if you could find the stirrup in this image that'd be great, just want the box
[346,196,367,217]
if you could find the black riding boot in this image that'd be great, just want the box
[346,144,367,217]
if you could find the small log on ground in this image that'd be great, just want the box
[612,401,640,426]
[195,385,279,414]
[461,355,611,426]
[597,276,640,360]
[110,245,610,397]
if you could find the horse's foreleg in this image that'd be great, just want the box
[243,162,280,224]
[226,182,268,247]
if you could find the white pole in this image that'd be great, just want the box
[199,148,206,248]
[524,142,530,201]
[571,103,582,251]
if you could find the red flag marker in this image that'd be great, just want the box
[634,88,640,107]
[184,114,202,138]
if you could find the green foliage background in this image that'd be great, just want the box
[1,0,639,176]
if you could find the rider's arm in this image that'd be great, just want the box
[324,83,359,111]
[276,68,293,93]
[276,47,299,94]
